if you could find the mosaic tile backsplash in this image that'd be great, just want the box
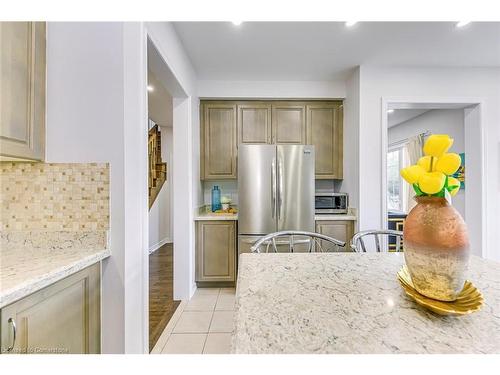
[1,162,109,231]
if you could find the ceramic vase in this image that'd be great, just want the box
[403,196,470,301]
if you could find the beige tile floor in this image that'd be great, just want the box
[151,287,236,354]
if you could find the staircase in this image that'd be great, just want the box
[148,124,167,209]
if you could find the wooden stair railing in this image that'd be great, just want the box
[148,124,167,209]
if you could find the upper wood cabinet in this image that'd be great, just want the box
[0,22,46,161]
[271,103,306,144]
[201,102,237,179]
[307,103,343,179]
[238,103,272,145]
[0,263,100,354]
[200,100,343,180]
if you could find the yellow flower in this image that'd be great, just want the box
[423,134,454,158]
[435,153,461,175]
[448,176,461,197]
[400,165,425,184]
[417,156,435,172]
[419,172,446,194]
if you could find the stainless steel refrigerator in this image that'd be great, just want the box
[238,144,315,254]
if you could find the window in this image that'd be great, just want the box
[387,146,405,212]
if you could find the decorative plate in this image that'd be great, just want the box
[397,265,483,316]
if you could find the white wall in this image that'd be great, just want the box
[46,22,148,353]
[339,68,360,212]
[388,109,466,218]
[358,67,500,261]
[146,22,201,300]
[202,181,238,207]
[149,125,173,251]
[197,79,346,99]
[122,22,149,353]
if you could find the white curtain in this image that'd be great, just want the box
[404,135,423,213]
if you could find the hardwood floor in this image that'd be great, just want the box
[149,243,180,352]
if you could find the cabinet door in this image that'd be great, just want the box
[272,104,306,144]
[0,22,46,161]
[196,221,236,282]
[307,103,343,179]
[201,103,237,179]
[315,220,354,252]
[237,103,272,145]
[0,263,100,354]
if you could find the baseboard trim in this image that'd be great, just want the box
[149,238,172,254]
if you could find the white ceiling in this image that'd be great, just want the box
[148,70,173,127]
[173,22,500,81]
[388,109,430,128]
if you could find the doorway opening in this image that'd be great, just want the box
[382,100,485,257]
[147,39,179,352]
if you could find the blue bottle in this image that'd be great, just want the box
[211,185,221,212]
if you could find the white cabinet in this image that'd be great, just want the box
[0,22,46,161]
[0,263,101,354]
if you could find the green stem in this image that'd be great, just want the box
[429,156,434,172]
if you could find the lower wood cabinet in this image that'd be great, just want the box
[315,220,355,252]
[196,220,236,284]
[0,263,100,354]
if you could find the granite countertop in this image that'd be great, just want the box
[194,212,238,221]
[194,212,356,221]
[314,213,356,221]
[0,231,110,308]
[194,206,238,221]
[232,253,500,354]
[315,208,357,221]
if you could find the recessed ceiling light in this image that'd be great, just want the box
[387,109,395,114]
[456,21,471,28]
[232,21,242,26]
[345,21,358,27]
[147,85,154,92]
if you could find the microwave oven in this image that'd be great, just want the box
[315,193,349,214]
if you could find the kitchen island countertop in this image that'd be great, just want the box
[232,253,500,354]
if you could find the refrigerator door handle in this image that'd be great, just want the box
[278,156,284,220]
[271,158,276,218]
